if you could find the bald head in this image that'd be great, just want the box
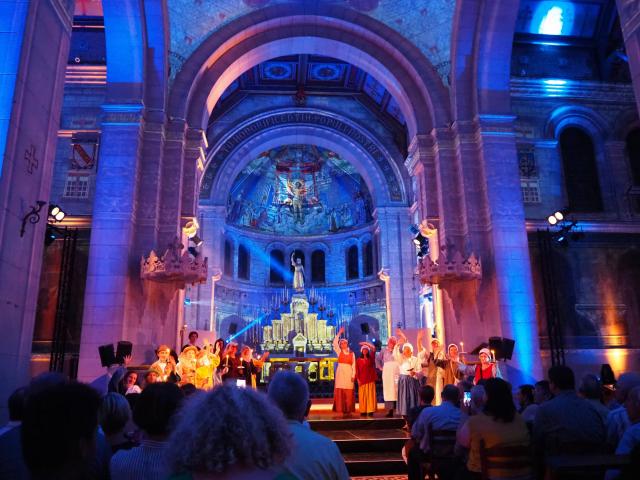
[268,371,311,422]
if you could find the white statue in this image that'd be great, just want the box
[291,253,305,292]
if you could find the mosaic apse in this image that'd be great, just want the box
[227,145,373,235]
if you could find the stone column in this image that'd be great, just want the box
[604,141,634,218]
[77,103,145,382]
[158,119,186,249]
[182,128,206,219]
[477,114,542,384]
[375,206,418,329]
[0,0,73,421]
[617,0,640,116]
[406,134,440,220]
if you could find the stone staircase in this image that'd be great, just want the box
[309,415,409,477]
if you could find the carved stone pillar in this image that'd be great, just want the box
[477,114,542,384]
[182,128,206,218]
[374,206,418,329]
[617,0,640,116]
[406,134,439,220]
[158,120,186,249]
[604,140,635,218]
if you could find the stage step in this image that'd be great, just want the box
[309,415,408,477]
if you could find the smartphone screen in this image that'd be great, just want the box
[463,391,471,407]
[236,379,247,388]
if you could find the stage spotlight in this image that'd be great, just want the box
[48,204,66,222]
[184,297,191,306]
[547,215,557,225]
[556,236,569,247]
[190,234,203,247]
[554,211,564,221]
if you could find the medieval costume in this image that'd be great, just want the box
[435,343,465,386]
[150,344,178,383]
[212,338,226,387]
[239,347,270,389]
[394,341,421,417]
[195,341,220,390]
[176,346,198,386]
[472,348,502,384]
[332,330,356,416]
[356,342,377,416]
[220,343,241,383]
[417,337,445,405]
[376,337,400,417]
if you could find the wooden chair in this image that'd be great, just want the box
[424,426,459,480]
[479,440,533,480]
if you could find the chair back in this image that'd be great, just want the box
[428,425,457,458]
[480,440,533,480]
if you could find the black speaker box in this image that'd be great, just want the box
[98,344,116,367]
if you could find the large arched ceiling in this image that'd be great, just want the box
[167,0,455,84]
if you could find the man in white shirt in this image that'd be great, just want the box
[268,371,350,480]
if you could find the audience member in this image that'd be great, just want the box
[459,378,532,479]
[469,385,486,417]
[0,386,26,437]
[606,373,640,449]
[110,382,184,479]
[99,392,137,453]
[517,384,538,424]
[407,385,435,428]
[144,367,160,386]
[22,381,102,480]
[114,370,141,396]
[182,331,200,351]
[606,386,640,480]
[579,374,610,425]
[180,382,198,397]
[408,385,461,480]
[534,379,553,405]
[268,371,349,480]
[533,366,606,458]
[167,383,292,480]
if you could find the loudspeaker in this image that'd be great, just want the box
[488,337,503,359]
[488,337,515,361]
[360,322,370,335]
[98,344,116,367]
[115,341,133,364]
[501,338,515,360]
[229,322,238,335]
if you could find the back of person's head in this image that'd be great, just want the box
[133,382,183,437]
[579,374,603,400]
[441,384,460,405]
[548,365,575,391]
[99,392,131,436]
[268,371,310,421]
[22,381,101,479]
[419,385,435,406]
[535,380,552,403]
[470,385,486,413]
[626,386,640,423]
[8,386,27,422]
[615,373,640,403]
[518,384,535,405]
[180,383,197,397]
[483,378,516,423]
[167,384,291,475]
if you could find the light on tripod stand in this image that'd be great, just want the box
[48,204,66,222]
[547,215,558,225]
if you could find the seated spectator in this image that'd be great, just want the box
[460,378,532,479]
[606,385,640,480]
[268,371,349,480]
[518,384,538,424]
[0,386,26,437]
[21,381,102,480]
[534,379,553,405]
[407,385,435,428]
[606,373,640,450]
[533,366,606,458]
[115,371,141,396]
[579,374,610,426]
[180,383,198,397]
[98,393,137,453]
[110,382,184,480]
[469,385,486,416]
[144,367,160,387]
[408,385,461,480]
[167,384,292,480]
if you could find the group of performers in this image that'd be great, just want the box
[332,327,502,419]
[147,333,269,391]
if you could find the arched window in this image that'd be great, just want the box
[346,245,359,280]
[269,249,285,284]
[559,127,603,212]
[290,249,305,279]
[363,240,373,277]
[223,240,233,276]
[311,250,325,283]
[626,128,640,185]
[238,244,249,280]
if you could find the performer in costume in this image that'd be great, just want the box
[195,340,220,390]
[394,329,421,419]
[416,330,445,404]
[356,341,377,417]
[436,343,465,386]
[376,336,400,417]
[332,327,356,417]
[150,344,178,383]
[212,338,226,387]
[220,342,241,382]
[239,346,270,389]
[176,345,198,386]
[472,348,502,384]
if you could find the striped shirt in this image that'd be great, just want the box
[110,438,169,480]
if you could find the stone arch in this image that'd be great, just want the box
[168,4,451,139]
[200,109,410,206]
[545,106,610,141]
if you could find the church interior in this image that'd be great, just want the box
[2,0,640,476]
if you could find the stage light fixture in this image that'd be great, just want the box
[547,215,557,225]
[48,204,66,222]
[190,234,203,247]
[554,211,564,221]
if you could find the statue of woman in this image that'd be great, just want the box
[291,253,305,292]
